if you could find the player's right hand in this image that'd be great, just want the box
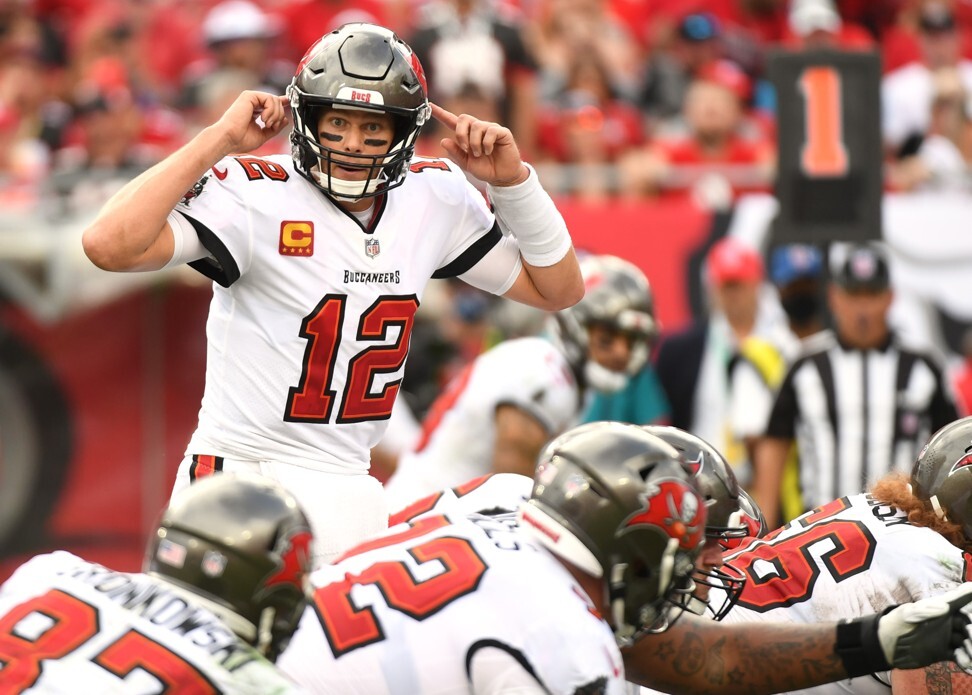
[213,90,289,156]
[877,583,972,671]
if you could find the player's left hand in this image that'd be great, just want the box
[877,583,972,671]
[432,103,529,187]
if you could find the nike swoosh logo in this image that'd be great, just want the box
[211,166,227,180]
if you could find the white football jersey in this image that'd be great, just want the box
[279,509,627,694]
[387,472,534,527]
[0,551,302,694]
[384,337,579,509]
[173,154,518,473]
[710,493,972,695]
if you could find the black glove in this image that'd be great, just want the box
[836,583,972,678]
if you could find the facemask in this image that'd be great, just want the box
[781,291,821,324]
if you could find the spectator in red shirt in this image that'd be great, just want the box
[619,58,774,207]
[882,0,972,74]
[537,49,646,200]
[637,11,726,123]
[67,0,206,105]
[178,1,293,114]
[48,56,179,217]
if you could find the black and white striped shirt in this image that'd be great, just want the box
[765,330,957,511]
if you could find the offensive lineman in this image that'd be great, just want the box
[0,475,312,693]
[278,422,972,694]
[80,23,583,564]
[707,416,972,694]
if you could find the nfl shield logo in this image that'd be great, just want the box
[201,550,227,578]
[365,237,380,259]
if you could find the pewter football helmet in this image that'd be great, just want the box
[643,426,754,620]
[288,23,430,200]
[518,421,705,645]
[912,416,972,540]
[145,474,313,661]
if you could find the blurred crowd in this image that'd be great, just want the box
[6,0,972,217]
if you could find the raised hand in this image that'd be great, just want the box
[214,91,290,156]
[431,103,528,187]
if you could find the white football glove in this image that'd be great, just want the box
[836,583,972,678]
[877,583,972,670]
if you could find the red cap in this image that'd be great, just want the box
[697,59,751,102]
[707,237,764,285]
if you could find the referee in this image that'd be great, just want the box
[751,242,958,528]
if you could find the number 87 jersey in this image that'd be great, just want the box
[714,491,972,624]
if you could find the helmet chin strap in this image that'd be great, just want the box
[257,607,276,658]
[583,340,648,393]
[311,166,383,200]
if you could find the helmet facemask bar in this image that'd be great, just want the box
[609,534,698,646]
[688,531,748,621]
[577,311,657,394]
[652,572,698,632]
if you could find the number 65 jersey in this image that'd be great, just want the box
[710,492,972,694]
[717,493,972,623]
[278,510,627,694]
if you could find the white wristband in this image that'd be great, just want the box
[486,164,572,267]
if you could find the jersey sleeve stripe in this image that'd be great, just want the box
[432,222,502,279]
[464,638,544,688]
[176,211,242,288]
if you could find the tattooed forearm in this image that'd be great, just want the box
[925,662,953,694]
[670,630,706,676]
[890,661,972,694]
[622,615,852,695]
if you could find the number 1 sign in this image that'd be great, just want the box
[768,49,883,245]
